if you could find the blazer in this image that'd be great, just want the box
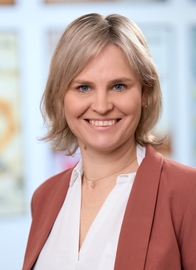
[22,145,196,270]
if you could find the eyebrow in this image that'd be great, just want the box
[108,78,134,84]
[71,78,134,85]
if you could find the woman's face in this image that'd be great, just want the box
[64,44,146,154]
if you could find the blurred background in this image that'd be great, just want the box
[0,0,196,269]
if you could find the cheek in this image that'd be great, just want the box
[64,94,78,117]
[119,98,142,116]
[123,102,142,129]
[64,97,75,127]
[64,94,88,120]
[63,102,78,135]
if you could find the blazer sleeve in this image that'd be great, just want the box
[180,182,196,269]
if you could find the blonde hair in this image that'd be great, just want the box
[41,13,162,155]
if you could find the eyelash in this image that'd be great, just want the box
[113,84,125,91]
[78,85,90,92]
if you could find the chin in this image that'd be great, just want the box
[90,141,122,153]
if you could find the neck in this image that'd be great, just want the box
[80,140,138,187]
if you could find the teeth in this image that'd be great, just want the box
[89,120,117,127]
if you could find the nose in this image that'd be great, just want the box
[91,90,113,114]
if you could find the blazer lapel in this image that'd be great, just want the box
[23,169,72,270]
[114,145,163,270]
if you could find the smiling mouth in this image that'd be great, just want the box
[87,119,121,127]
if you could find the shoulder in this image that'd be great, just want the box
[146,144,196,181]
[162,155,196,186]
[35,168,73,194]
[145,144,196,194]
[160,157,196,204]
[152,148,196,206]
[163,155,196,175]
[31,168,73,211]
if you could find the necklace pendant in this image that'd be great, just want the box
[91,181,96,188]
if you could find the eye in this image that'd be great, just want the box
[113,84,124,91]
[79,85,90,92]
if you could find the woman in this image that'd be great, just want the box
[22,13,196,270]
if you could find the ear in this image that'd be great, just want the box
[142,87,148,107]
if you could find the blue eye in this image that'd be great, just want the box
[79,85,90,92]
[114,84,124,91]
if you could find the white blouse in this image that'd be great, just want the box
[33,145,146,270]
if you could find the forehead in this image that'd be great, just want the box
[73,44,136,81]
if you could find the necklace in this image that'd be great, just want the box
[84,156,137,188]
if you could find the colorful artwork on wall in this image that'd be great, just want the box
[0,0,14,4]
[0,33,25,216]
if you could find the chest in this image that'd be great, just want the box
[79,184,114,249]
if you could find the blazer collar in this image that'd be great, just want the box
[114,145,163,270]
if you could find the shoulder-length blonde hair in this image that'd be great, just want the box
[41,13,162,155]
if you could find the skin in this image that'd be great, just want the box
[64,43,146,249]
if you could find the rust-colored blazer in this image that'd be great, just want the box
[22,145,196,270]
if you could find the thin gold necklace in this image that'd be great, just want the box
[83,156,137,188]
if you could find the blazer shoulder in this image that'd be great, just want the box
[32,168,73,208]
[146,145,196,191]
[160,156,196,198]
[37,167,73,191]
[163,157,196,181]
